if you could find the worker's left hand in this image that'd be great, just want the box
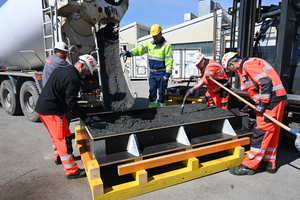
[254,105,265,115]
[187,88,195,95]
[162,76,169,83]
[84,116,93,126]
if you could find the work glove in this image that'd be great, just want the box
[189,75,199,79]
[120,51,131,58]
[187,88,195,95]
[162,76,169,83]
[84,116,93,126]
[254,105,265,115]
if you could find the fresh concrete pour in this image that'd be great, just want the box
[96,23,136,112]
[88,103,234,137]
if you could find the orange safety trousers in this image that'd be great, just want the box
[203,90,229,109]
[38,114,78,175]
[242,100,286,170]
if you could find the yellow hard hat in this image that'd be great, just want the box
[150,24,162,36]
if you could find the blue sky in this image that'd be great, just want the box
[0,0,281,28]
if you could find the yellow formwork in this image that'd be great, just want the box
[75,127,250,200]
[165,96,202,106]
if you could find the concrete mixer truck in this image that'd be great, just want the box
[0,0,136,122]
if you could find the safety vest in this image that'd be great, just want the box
[237,57,287,106]
[200,59,230,92]
[129,37,173,74]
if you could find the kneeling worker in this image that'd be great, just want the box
[187,52,230,109]
[35,55,96,179]
[222,52,287,175]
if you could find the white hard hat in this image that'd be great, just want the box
[221,52,237,69]
[79,54,97,75]
[193,52,205,65]
[54,42,69,52]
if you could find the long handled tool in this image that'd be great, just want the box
[180,91,191,114]
[209,77,300,152]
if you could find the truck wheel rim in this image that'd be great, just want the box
[4,90,12,108]
[24,92,34,113]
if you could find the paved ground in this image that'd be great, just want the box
[0,80,299,200]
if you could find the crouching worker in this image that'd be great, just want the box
[187,52,230,109]
[222,52,287,175]
[35,55,96,179]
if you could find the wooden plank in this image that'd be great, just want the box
[118,137,250,176]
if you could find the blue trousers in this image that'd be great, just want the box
[148,71,168,103]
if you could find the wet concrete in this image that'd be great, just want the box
[88,103,234,137]
[96,22,136,112]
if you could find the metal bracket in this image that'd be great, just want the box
[176,126,191,146]
[127,134,141,157]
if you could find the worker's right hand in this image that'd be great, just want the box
[120,51,130,57]
[189,75,199,79]
[187,88,195,95]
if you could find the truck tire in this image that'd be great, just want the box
[20,81,40,122]
[0,80,22,115]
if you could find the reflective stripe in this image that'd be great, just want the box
[165,55,173,59]
[54,151,58,155]
[141,45,147,54]
[272,84,284,91]
[264,155,276,159]
[241,80,255,90]
[248,153,263,161]
[205,71,214,76]
[252,94,259,102]
[61,154,73,161]
[266,147,277,152]
[53,145,56,148]
[150,68,166,72]
[260,93,271,99]
[214,67,224,79]
[166,70,172,73]
[64,161,75,169]
[148,55,165,61]
[250,147,266,153]
[253,72,267,82]
[211,86,221,92]
[263,65,273,71]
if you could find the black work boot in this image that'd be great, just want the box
[55,156,62,165]
[229,164,255,176]
[66,168,86,180]
[258,161,277,174]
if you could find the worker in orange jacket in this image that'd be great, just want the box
[187,52,230,109]
[222,52,287,175]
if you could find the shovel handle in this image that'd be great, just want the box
[209,77,300,137]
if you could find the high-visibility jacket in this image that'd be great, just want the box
[237,57,287,107]
[200,59,230,109]
[129,37,173,78]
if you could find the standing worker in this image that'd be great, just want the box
[222,52,287,175]
[187,52,230,109]
[120,24,173,108]
[35,55,96,179]
[42,41,71,87]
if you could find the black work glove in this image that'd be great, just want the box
[254,105,265,115]
[162,76,169,83]
[187,88,195,95]
[119,51,126,57]
[84,116,93,126]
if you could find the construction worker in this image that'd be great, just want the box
[120,24,173,108]
[187,52,230,109]
[42,41,71,87]
[35,54,96,179]
[222,52,287,175]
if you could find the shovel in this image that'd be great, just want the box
[209,77,300,152]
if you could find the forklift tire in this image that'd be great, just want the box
[20,81,40,122]
[0,80,22,115]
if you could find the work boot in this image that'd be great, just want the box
[55,156,62,165]
[229,164,255,176]
[66,168,86,180]
[258,161,277,174]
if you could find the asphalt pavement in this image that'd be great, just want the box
[0,80,299,200]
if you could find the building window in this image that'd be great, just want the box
[139,29,150,38]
